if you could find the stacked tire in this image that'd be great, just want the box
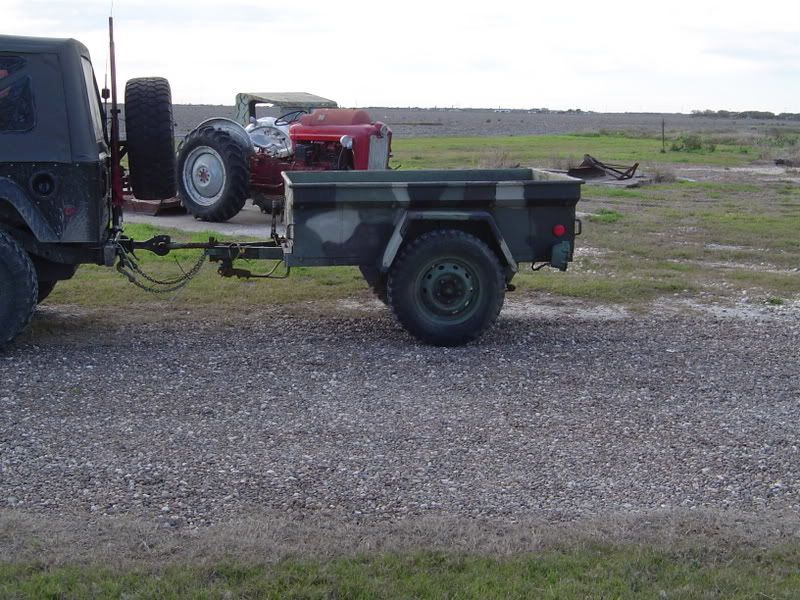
[124,77,177,200]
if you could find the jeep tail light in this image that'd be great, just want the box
[553,224,567,237]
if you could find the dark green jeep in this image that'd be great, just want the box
[0,34,174,345]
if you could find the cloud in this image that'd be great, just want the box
[4,0,799,112]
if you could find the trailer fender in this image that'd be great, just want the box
[0,177,59,241]
[380,210,517,274]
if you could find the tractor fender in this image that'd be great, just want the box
[0,177,59,241]
[380,210,517,274]
[186,118,254,156]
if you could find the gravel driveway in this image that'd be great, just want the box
[1,298,798,530]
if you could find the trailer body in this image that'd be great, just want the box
[283,168,581,270]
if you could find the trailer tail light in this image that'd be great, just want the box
[552,224,567,237]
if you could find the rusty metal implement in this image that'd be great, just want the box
[568,154,639,180]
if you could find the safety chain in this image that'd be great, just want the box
[115,243,207,294]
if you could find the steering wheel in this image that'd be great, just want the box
[274,110,308,126]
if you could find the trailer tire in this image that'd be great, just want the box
[359,265,388,305]
[124,77,177,200]
[0,231,37,347]
[387,230,505,346]
[177,127,250,222]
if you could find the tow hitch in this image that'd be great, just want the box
[113,234,290,292]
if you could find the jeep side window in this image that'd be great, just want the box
[80,57,105,143]
[0,56,34,132]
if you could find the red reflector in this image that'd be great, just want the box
[553,224,567,237]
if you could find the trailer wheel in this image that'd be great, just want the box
[177,127,250,222]
[359,265,388,305]
[0,231,37,347]
[387,230,505,346]
[124,77,177,200]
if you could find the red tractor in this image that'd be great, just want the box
[177,92,392,221]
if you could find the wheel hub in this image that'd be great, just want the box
[183,146,226,206]
[419,260,478,318]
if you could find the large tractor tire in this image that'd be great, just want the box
[124,77,177,200]
[177,127,250,222]
[387,230,505,346]
[0,231,37,347]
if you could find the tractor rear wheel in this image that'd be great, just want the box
[124,77,177,200]
[177,127,250,222]
[0,231,37,347]
[387,230,505,346]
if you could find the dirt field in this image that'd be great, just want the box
[164,105,800,139]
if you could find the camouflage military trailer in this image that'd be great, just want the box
[278,168,582,345]
[126,167,582,346]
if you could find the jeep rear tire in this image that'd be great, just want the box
[0,231,37,346]
[387,230,505,346]
[177,127,250,222]
[124,77,177,200]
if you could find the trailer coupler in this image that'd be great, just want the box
[123,235,286,260]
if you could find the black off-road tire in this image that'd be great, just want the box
[0,231,37,347]
[177,127,250,222]
[387,230,505,346]
[124,77,177,200]
[359,265,388,305]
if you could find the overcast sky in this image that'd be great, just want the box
[5,0,800,112]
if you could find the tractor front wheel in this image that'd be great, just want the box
[177,127,250,222]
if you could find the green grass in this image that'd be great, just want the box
[390,133,756,170]
[587,208,624,223]
[2,545,799,599]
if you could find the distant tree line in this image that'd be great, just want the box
[691,109,800,121]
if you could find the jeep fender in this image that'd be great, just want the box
[0,177,58,241]
[380,210,517,274]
